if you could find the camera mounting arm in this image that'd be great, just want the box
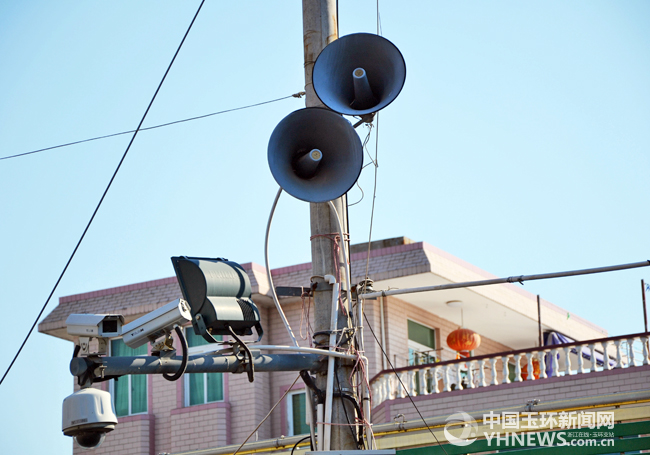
[69,351,326,385]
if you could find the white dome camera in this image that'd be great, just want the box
[62,388,118,449]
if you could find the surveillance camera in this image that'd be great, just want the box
[62,388,117,449]
[66,314,124,338]
[121,299,191,349]
[66,314,125,355]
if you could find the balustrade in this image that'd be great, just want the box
[369,332,650,408]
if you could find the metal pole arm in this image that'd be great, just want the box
[360,260,650,300]
[70,353,325,380]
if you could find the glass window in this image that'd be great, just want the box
[184,328,224,406]
[407,320,436,366]
[110,339,148,417]
[287,390,310,436]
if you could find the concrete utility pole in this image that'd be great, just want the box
[302,0,357,451]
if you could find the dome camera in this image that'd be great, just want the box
[62,388,118,449]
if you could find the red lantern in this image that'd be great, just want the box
[447,328,481,355]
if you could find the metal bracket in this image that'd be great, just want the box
[227,325,255,383]
[151,333,176,355]
[393,413,407,431]
[524,399,540,411]
[524,398,539,412]
[275,286,313,297]
[309,280,335,292]
[353,113,376,128]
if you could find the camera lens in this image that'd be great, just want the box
[74,432,106,449]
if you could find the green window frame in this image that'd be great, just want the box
[287,390,310,436]
[184,328,224,406]
[407,320,437,366]
[110,339,148,417]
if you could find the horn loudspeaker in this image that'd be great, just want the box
[313,33,406,116]
[267,108,363,203]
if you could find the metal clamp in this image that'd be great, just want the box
[524,399,540,411]
[227,325,255,383]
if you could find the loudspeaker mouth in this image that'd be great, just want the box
[313,32,406,116]
[268,108,363,203]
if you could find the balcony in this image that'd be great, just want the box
[371,332,650,408]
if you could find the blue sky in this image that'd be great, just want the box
[0,1,648,453]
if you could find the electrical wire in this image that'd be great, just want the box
[0,93,304,161]
[335,370,364,448]
[290,435,313,455]
[348,124,375,207]
[162,326,188,382]
[327,200,353,326]
[363,113,379,284]
[265,188,300,347]
[376,0,383,36]
[363,311,449,455]
[0,0,207,387]
[233,374,301,455]
[347,180,365,207]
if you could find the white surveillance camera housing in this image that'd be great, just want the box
[66,314,124,338]
[121,299,191,349]
[66,314,125,356]
[62,388,118,449]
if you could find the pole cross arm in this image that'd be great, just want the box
[70,353,325,381]
[359,260,650,300]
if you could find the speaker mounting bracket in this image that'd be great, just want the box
[353,113,375,128]
[275,286,313,297]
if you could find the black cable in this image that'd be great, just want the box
[338,393,364,448]
[163,326,188,382]
[302,369,364,448]
[363,311,450,455]
[0,0,207,387]
[300,370,324,403]
[334,370,363,449]
[290,435,312,455]
[336,392,364,448]
[0,93,303,161]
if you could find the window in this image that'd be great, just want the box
[184,328,224,406]
[407,320,436,366]
[110,339,147,417]
[287,390,310,436]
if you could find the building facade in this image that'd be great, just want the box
[39,237,650,454]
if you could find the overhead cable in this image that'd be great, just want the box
[363,112,379,283]
[0,92,305,162]
[362,312,449,455]
[0,0,207,386]
[232,374,301,455]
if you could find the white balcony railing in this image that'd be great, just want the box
[370,332,650,408]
